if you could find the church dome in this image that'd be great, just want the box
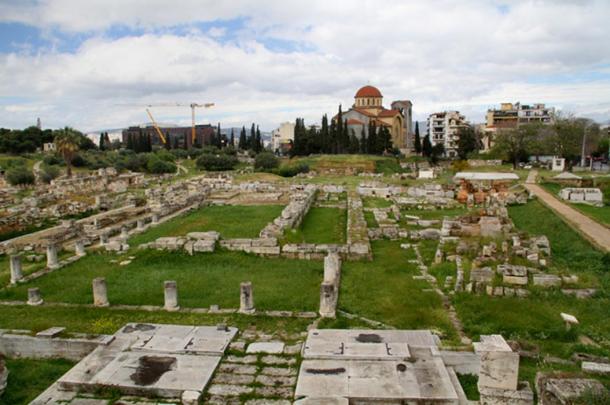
[355,85,382,98]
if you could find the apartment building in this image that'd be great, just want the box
[427,111,469,158]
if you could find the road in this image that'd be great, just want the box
[525,171,610,252]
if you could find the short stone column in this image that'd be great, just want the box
[9,254,23,284]
[100,233,109,245]
[120,227,129,239]
[92,277,109,307]
[46,244,59,269]
[239,282,255,314]
[137,219,145,230]
[164,280,180,311]
[27,287,43,306]
[323,253,341,284]
[75,240,86,256]
[94,195,102,209]
[319,282,337,318]
[152,214,159,224]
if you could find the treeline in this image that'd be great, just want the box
[0,126,95,154]
[290,106,394,157]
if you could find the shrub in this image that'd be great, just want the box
[451,160,470,173]
[40,164,61,184]
[155,149,176,162]
[6,167,35,186]
[124,154,149,172]
[196,153,238,171]
[277,163,309,177]
[147,157,177,174]
[42,155,64,166]
[71,153,87,167]
[254,152,279,170]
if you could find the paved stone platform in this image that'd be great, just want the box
[296,329,461,404]
[33,323,237,403]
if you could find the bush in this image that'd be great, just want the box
[451,160,470,173]
[277,163,309,177]
[123,154,149,172]
[155,149,176,162]
[71,153,87,167]
[6,167,35,186]
[196,153,238,171]
[40,164,61,184]
[42,155,64,166]
[254,152,279,170]
[147,157,177,174]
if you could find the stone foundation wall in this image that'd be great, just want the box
[0,331,107,361]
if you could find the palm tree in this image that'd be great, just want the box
[54,127,80,177]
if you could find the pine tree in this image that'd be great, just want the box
[239,127,247,150]
[414,122,422,155]
[422,134,432,157]
[249,124,256,151]
[230,129,235,147]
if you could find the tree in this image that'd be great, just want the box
[547,118,587,166]
[367,121,378,154]
[422,135,432,157]
[250,123,256,151]
[99,133,106,150]
[230,129,235,147]
[348,130,360,154]
[239,126,247,150]
[429,143,445,165]
[414,122,422,155]
[456,126,478,160]
[54,127,80,177]
[6,167,35,186]
[255,126,262,153]
[492,126,536,169]
[254,152,279,170]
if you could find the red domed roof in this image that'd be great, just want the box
[355,85,382,98]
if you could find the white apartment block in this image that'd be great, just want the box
[427,111,469,158]
[271,122,295,155]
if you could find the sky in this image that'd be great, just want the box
[0,0,610,132]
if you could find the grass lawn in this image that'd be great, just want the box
[129,204,284,245]
[339,240,457,340]
[282,207,346,244]
[0,249,322,311]
[0,357,75,405]
[364,211,377,228]
[541,182,610,227]
[362,197,393,208]
[0,304,312,336]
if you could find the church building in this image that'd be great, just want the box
[338,85,413,151]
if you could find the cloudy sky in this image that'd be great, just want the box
[1,0,609,132]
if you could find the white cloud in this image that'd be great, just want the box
[0,0,609,130]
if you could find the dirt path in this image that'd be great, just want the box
[525,170,610,252]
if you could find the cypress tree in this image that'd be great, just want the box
[414,121,422,155]
[216,123,222,148]
[255,126,262,152]
[249,124,256,151]
[239,126,247,150]
[320,114,329,153]
[348,129,360,154]
[230,129,235,147]
[360,127,368,154]
[368,121,377,154]
[329,119,337,154]
[422,134,432,157]
[336,105,343,153]
[99,133,105,150]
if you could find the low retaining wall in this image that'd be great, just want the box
[0,330,107,361]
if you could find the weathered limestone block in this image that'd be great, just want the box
[245,246,281,255]
[164,280,180,311]
[479,382,534,405]
[240,282,255,314]
[193,239,216,253]
[532,274,562,288]
[474,334,520,391]
[503,275,528,286]
[9,254,22,284]
[27,287,43,306]
[187,231,220,241]
[323,253,341,285]
[75,239,86,256]
[479,216,503,237]
[470,267,494,283]
[92,277,109,307]
[537,374,606,405]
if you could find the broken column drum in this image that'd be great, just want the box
[100,233,109,245]
[239,282,255,314]
[46,244,59,269]
[27,287,43,306]
[9,254,23,284]
[92,277,109,307]
[164,280,180,311]
[75,240,86,256]
[137,219,145,230]
[319,282,337,318]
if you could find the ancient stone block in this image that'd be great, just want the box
[474,334,520,391]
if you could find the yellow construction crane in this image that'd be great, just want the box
[144,102,215,146]
[145,108,167,145]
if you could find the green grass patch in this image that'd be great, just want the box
[340,240,457,340]
[0,357,75,405]
[418,240,439,266]
[0,249,322,311]
[362,197,393,208]
[282,207,346,244]
[129,204,283,245]
[540,183,610,227]
[363,211,377,228]
[0,304,312,336]
[508,200,606,273]
[429,262,456,286]
[457,373,479,401]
